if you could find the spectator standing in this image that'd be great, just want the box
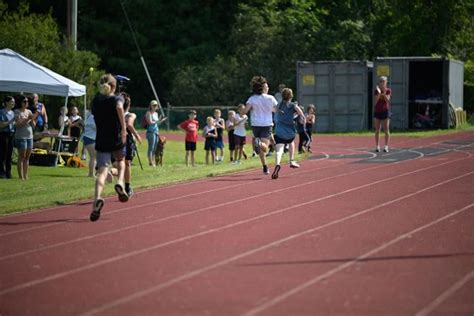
[32,94,48,131]
[14,96,37,180]
[202,116,217,164]
[178,110,199,167]
[0,96,16,179]
[233,104,248,164]
[145,100,166,167]
[213,109,225,162]
[68,106,83,140]
[374,76,392,152]
[226,110,236,162]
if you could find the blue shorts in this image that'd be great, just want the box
[204,138,217,151]
[215,139,224,149]
[15,138,33,150]
[82,136,95,146]
[374,112,392,120]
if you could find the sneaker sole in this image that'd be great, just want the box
[114,184,129,202]
[271,165,281,179]
[90,199,104,222]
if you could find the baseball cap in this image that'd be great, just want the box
[150,100,159,106]
[379,76,388,82]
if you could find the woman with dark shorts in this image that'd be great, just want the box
[271,88,305,180]
[374,76,392,152]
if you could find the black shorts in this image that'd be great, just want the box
[228,130,235,150]
[204,138,216,151]
[185,141,196,151]
[125,136,135,161]
[374,112,392,120]
[274,135,295,144]
[234,135,246,146]
[252,126,272,139]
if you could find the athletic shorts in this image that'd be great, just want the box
[228,130,235,151]
[185,141,196,151]
[252,126,273,140]
[215,139,224,149]
[96,149,126,169]
[82,136,95,146]
[234,135,246,146]
[374,112,392,120]
[14,138,33,150]
[274,135,295,145]
[204,138,217,151]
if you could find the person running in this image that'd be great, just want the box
[90,74,128,222]
[178,110,199,167]
[271,88,305,179]
[374,76,391,152]
[121,92,142,197]
[244,76,278,174]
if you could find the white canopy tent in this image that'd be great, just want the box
[0,48,86,97]
[0,48,87,165]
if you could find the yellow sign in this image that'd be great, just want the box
[303,75,315,86]
[377,65,390,77]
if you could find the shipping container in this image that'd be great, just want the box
[296,61,373,132]
[373,57,464,129]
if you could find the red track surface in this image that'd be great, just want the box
[1,131,473,315]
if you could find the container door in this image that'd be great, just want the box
[374,59,409,129]
[297,62,330,132]
[333,62,369,131]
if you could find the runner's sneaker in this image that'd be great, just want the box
[254,138,261,154]
[271,164,281,180]
[126,187,134,199]
[375,146,380,153]
[114,183,129,202]
[90,199,104,222]
[263,165,270,175]
[383,145,389,152]
[289,160,300,168]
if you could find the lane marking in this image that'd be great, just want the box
[243,202,474,316]
[81,176,474,316]
[415,270,474,316]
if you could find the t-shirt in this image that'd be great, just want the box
[215,118,224,141]
[92,94,124,152]
[275,101,297,140]
[0,108,15,134]
[14,109,33,140]
[374,88,391,113]
[70,114,83,138]
[146,112,160,134]
[233,113,247,137]
[246,94,278,127]
[179,119,199,142]
[82,111,96,140]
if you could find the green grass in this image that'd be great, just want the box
[1,125,472,216]
[0,139,274,215]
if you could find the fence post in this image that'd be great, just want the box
[167,103,171,130]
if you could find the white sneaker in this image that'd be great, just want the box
[383,146,389,152]
[289,160,300,168]
[375,146,380,153]
[81,153,87,160]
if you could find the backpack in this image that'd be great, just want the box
[141,114,148,129]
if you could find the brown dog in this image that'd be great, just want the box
[155,135,166,166]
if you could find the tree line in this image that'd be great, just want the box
[1,0,473,112]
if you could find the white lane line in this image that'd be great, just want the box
[80,175,474,316]
[0,143,463,260]
[242,202,474,316]
[0,158,354,237]
[1,154,471,296]
[414,270,474,316]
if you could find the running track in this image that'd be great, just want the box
[1,131,473,315]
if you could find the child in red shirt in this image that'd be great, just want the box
[178,110,199,166]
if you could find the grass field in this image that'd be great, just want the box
[0,126,472,216]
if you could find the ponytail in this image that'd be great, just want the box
[98,74,116,95]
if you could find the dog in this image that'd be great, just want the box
[155,135,166,166]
